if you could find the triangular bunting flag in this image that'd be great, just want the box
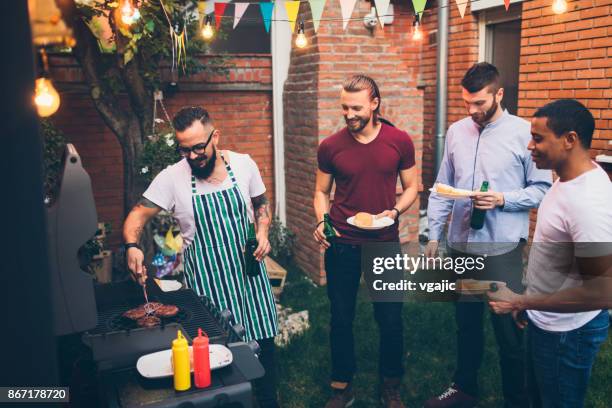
[455,0,468,18]
[411,0,427,17]
[214,3,227,29]
[339,0,358,30]
[503,0,510,10]
[284,1,301,33]
[308,0,326,33]
[259,2,274,33]
[233,3,249,29]
[374,0,391,28]
[197,1,207,16]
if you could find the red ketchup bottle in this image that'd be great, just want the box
[193,328,211,388]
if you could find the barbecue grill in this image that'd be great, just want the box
[80,280,264,408]
[48,144,264,407]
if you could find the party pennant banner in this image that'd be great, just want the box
[374,0,391,28]
[339,0,358,30]
[233,3,249,29]
[411,0,427,18]
[308,0,326,33]
[197,1,213,16]
[455,0,468,18]
[214,2,227,29]
[503,0,510,10]
[284,1,301,33]
[259,2,274,33]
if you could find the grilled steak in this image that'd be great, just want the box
[137,315,161,328]
[155,304,179,318]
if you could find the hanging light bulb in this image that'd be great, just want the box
[295,20,307,49]
[201,15,214,40]
[121,0,140,25]
[34,77,61,117]
[552,0,567,14]
[33,49,60,117]
[412,17,423,41]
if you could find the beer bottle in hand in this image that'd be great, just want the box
[244,223,261,277]
[323,213,337,242]
[470,181,489,230]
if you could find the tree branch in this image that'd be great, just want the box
[56,0,132,142]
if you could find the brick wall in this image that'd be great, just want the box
[518,0,612,163]
[421,1,480,207]
[284,1,424,284]
[50,55,274,249]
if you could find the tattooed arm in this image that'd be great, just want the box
[122,197,162,283]
[251,194,271,261]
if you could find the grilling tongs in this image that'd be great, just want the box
[141,265,154,314]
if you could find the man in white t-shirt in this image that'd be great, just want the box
[488,99,612,407]
[123,106,279,407]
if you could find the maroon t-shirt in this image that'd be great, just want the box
[317,123,416,243]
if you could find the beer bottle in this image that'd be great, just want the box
[323,213,337,241]
[244,223,261,277]
[470,181,489,230]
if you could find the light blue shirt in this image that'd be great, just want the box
[427,110,552,255]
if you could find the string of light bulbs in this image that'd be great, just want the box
[33,0,571,116]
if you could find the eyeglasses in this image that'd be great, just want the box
[177,128,215,158]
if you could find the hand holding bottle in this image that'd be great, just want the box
[471,190,505,210]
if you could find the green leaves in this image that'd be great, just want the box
[145,19,155,34]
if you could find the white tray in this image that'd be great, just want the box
[136,344,233,379]
[347,216,394,230]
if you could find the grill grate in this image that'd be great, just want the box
[87,282,227,342]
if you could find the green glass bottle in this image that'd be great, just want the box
[244,223,261,277]
[470,181,489,230]
[323,214,337,241]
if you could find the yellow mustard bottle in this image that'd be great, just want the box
[172,330,191,391]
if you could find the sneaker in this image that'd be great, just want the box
[423,384,477,408]
[380,377,405,408]
[324,384,355,408]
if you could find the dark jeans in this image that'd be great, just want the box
[528,310,609,408]
[325,242,404,383]
[451,243,529,407]
[253,337,279,408]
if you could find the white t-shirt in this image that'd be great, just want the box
[143,151,266,247]
[526,164,612,331]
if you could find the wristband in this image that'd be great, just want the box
[392,207,401,219]
[124,242,142,251]
[315,220,325,229]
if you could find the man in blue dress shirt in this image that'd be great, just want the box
[424,63,552,408]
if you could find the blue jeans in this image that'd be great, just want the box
[528,310,609,408]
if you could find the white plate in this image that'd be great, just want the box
[429,188,474,200]
[347,216,394,230]
[136,344,233,379]
[155,279,182,292]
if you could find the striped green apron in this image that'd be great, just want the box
[182,153,278,341]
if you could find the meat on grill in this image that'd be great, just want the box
[122,302,179,324]
[155,304,179,318]
[122,307,147,320]
[137,315,161,328]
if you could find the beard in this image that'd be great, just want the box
[345,114,371,134]
[472,97,499,126]
[188,146,217,180]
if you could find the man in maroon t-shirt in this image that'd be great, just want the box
[313,74,418,408]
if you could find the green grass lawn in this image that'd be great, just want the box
[275,264,612,407]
